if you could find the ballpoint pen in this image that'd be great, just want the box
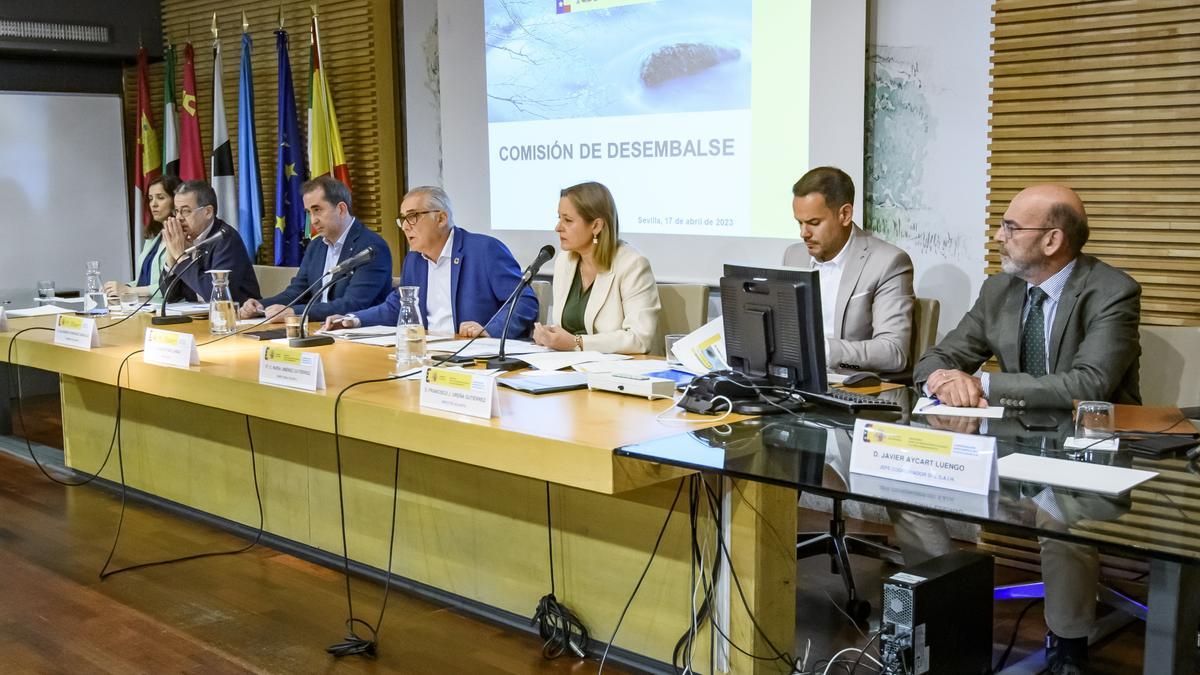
[915,396,942,413]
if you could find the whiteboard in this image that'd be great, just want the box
[0,92,131,293]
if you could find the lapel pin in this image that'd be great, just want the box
[453,257,461,265]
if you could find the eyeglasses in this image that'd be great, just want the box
[174,206,208,219]
[1000,220,1057,234]
[397,210,440,228]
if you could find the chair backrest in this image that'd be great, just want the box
[531,279,552,324]
[1138,325,1200,407]
[656,283,709,355]
[252,264,298,299]
[910,297,940,366]
[782,242,810,268]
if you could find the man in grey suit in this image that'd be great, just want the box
[789,167,914,376]
[903,184,1141,674]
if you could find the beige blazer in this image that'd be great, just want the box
[787,226,915,374]
[550,243,661,354]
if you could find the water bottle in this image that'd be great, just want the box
[84,260,108,314]
[207,269,237,335]
[394,286,426,372]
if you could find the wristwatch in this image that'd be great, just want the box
[573,334,584,351]
[343,314,361,328]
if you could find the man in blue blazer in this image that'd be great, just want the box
[324,186,538,338]
[161,180,261,303]
[239,177,393,322]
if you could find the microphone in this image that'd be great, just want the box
[487,246,554,371]
[520,245,556,284]
[289,246,377,348]
[152,228,227,324]
[329,246,375,276]
[182,229,225,256]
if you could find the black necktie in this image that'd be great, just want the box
[1020,287,1049,377]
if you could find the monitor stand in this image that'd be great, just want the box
[732,389,806,415]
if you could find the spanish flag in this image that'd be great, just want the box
[307,12,350,238]
[133,46,161,249]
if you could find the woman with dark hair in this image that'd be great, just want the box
[104,174,181,301]
[532,181,661,354]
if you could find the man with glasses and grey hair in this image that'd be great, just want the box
[161,180,261,303]
[899,184,1141,674]
[324,186,538,338]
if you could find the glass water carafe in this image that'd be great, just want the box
[208,270,237,335]
[394,286,426,372]
[84,260,108,314]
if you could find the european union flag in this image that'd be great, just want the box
[274,29,308,266]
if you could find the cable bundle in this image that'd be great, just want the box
[532,482,591,659]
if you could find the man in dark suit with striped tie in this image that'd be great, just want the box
[903,184,1142,674]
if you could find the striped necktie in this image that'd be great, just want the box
[1020,287,1049,377]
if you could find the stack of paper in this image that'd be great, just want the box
[998,453,1157,496]
[517,351,630,371]
[428,338,549,358]
[6,304,78,318]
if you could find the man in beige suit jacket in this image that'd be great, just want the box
[789,167,915,376]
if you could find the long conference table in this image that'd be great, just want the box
[6,309,1200,674]
[0,310,797,674]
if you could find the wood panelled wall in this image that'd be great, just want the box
[989,0,1200,325]
[122,0,402,267]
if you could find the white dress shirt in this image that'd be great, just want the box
[811,227,856,355]
[319,223,353,303]
[425,228,455,336]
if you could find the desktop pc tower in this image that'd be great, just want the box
[879,550,993,675]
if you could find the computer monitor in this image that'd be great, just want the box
[720,264,827,394]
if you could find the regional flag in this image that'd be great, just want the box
[307,12,350,238]
[211,32,238,233]
[237,31,264,260]
[179,43,206,181]
[133,46,162,252]
[162,45,180,177]
[274,29,308,266]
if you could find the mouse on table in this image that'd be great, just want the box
[840,371,881,388]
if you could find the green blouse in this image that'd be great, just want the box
[560,266,593,336]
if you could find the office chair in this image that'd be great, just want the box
[795,297,939,622]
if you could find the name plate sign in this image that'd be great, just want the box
[54,314,100,349]
[259,346,326,391]
[849,419,998,495]
[420,366,499,419]
[143,328,199,368]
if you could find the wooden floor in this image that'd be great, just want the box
[3,393,1158,673]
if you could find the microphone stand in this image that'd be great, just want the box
[151,251,208,325]
[286,249,369,345]
[288,265,360,347]
[486,276,533,372]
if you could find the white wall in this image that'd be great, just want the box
[864,0,993,334]
[0,92,131,293]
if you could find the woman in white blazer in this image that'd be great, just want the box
[532,181,661,354]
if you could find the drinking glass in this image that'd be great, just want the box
[1074,401,1115,440]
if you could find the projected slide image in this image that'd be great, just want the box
[486,0,751,123]
[484,0,810,241]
